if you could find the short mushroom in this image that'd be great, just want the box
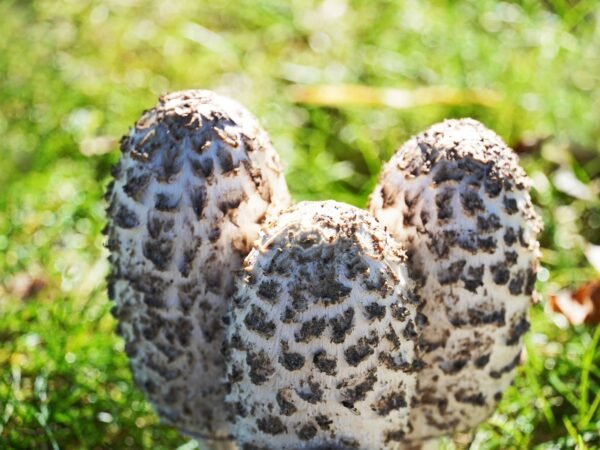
[225,201,422,449]
[369,118,542,442]
[105,90,290,444]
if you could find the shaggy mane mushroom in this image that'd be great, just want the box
[105,90,290,446]
[225,201,423,450]
[369,118,541,443]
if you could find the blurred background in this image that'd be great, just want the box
[0,0,599,448]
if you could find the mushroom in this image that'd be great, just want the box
[369,118,542,442]
[225,201,423,450]
[104,90,290,444]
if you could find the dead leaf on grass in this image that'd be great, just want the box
[548,280,600,325]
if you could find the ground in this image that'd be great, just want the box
[0,0,599,448]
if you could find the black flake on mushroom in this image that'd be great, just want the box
[105,90,290,441]
[225,201,423,450]
[369,118,541,442]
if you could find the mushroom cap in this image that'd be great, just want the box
[225,201,422,450]
[369,118,541,440]
[105,90,290,438]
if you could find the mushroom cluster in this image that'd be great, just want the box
[106,92,541,449]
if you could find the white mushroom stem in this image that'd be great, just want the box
[105,90,290,442]
[369,118,541,442]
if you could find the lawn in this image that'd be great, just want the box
[0,0,599,448]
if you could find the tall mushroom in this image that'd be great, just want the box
[105,90,290,444]
[225,201,423,450]
[369,119,541,442]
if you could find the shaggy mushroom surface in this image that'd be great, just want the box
[369,118,541,441]
[105,90,290,439]
[225,201,424,450]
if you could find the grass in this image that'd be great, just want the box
[0,0,599,448]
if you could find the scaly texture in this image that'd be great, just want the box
[225,201,423,450]
[369,119,541,441]
[105,90,290,439]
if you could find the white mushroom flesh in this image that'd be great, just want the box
[105,90,290,439]
[369,118,541,440]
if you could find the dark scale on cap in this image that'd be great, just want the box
[280,351,306,371]
[143,239,174,271]
[364,302,386,321]
[484,177,502,197]
[504,227,517,246]
[460,189,485,214]
[311,275,352,303]
[296,378,324,404]
[454,390,486,406]
[257,280,280,302]
[329,308,355,344]
[503,196,518,214]
[506,316,530,346]
[477,213,502,232]
[242,444,272,450]
[295,317,327,343]
[123,172,151,202]
[146,214,174,239]
[339,369,378,408]
[313,350,337,376]
[490,354,521,379]
[457,233,479,253]
[491,262,510,285]
[372,390,407,416]
[477,235,497,253]
[390,304,410,321]
[465,308,505,327]
[505,250,519,266]
[509,270,525,295]
[435,188,454,221]
[384,429,406,443]
[438,260,466,285]
[216,144,235,173]
[218,194,246,216]
[461,265,484,292]
[114,204,140,229]
[344,335,378,367]
[246,350,275,385]
[198,157,214,178]
[439,358,469,375]
[189,185,207,219]
[474,354,491,368]
[244,305,276,338]
[297,423,318,441]
[403,320,418,339]
[378,352,415,373]
[315,415,333,431]
[433,162,465,184]
[427,232,454,258]
[524,267,536,295]
[257,416,287,435]
[276,389,297,416]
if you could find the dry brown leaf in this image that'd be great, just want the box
[8,272,47,300]
[548,280,600,325]
[288,84,502,109]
